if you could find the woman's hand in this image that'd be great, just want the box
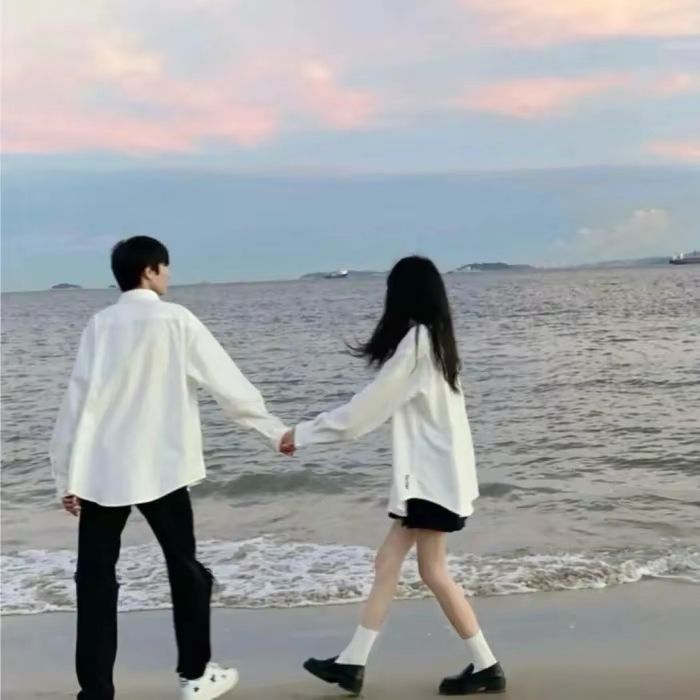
[279,429,296,455]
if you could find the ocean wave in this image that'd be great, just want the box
[2,539,698,616]
[193,468,372,499]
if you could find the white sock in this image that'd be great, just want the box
[464,629,497,672]
[336,625,379,666]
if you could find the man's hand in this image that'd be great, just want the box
[62,494,81,517]
[279,429,296,456]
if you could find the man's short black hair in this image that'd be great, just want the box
[111,236,170,291]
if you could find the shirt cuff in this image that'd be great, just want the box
[55,480,69,500]
[294,421,313,449]
[52,462,69,499]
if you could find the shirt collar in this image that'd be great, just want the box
[118,289,161,303]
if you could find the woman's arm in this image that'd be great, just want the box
[294,327,425,448]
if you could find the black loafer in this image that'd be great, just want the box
[439,662,506,695]
[303,656,364,695]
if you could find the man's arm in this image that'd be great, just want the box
[186,316,288,449]
[50,320,95,506]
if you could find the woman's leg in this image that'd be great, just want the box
[304,521,417,693]
[334,521,416,666]
[416,530,498,672]
[360,520,417,630]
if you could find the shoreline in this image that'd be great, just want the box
[2,580,699,698]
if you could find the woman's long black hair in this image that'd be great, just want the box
[349,256,461,391]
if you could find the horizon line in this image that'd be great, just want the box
[1,256,681,294]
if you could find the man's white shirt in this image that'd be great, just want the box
[50,289,287,506]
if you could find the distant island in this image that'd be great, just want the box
[51,283,82,289]
[450,257,671,273]
[300,270,382,280]
[296,255,677,283]
[559,257,668,269]
[449,262,536,273]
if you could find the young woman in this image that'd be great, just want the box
[281,256,505,696]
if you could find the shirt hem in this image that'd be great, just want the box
[69,475,206,508]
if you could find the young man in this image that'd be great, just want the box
[50,236,289,700]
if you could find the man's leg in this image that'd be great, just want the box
[76,500,131,699]
[138,488,213,680]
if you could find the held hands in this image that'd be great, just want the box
[62,494,81,517]
[279,428,296,456]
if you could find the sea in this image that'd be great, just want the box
[2,267,699,615]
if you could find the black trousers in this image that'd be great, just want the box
[75,487,213,699]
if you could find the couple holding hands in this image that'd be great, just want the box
[52,236,504,699]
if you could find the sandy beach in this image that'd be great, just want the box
[2,580,698,699]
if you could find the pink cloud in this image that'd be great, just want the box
[461,75,627,119]
[3,41,280,155]
[648,140,700,162]
[458,0,700,46]
[194,105,280,147]
[298,60,376,129]
[5,1,693,157]
[3,102,279,155]
[3,33,376,154]
[3,110,195,154]
[649,73,700,96]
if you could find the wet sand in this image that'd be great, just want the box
[2,580,698,699]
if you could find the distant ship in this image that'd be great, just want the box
[324,269,349,279]
[669,251,700,265]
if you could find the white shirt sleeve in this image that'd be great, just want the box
[186,316,288,449]
[50,320,95,498]
[295,327,425,447]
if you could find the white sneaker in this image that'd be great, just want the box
[180,662,239,699]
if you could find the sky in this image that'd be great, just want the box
[2,0,700,290]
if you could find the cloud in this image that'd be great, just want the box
[647,139,700,162]
[2,30,285,154]
[2,3,378,155]
[298,60,376,129]
[457,70,699,120]
[460,75,627,119]
[2,0,697,157]
[89,34,163,83]
[3,42,375,154]
[648,73,700,96]
[3,113,279,155]
[3,112,194,154]
[458,0,700,47]
[552,209,693,264]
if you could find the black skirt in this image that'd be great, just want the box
[389,498,467,532]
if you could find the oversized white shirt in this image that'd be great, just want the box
[294,325,480,517]
[50,289,287,506]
